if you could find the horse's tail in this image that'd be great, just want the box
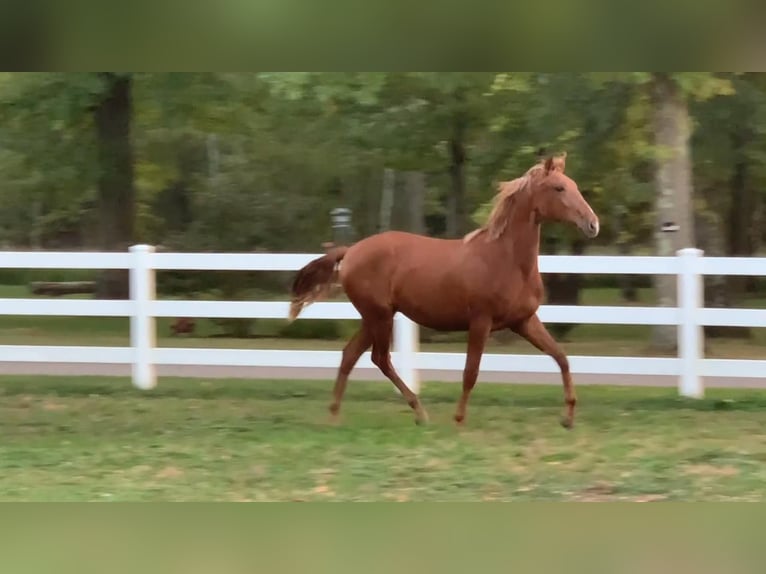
[288,246,349,321]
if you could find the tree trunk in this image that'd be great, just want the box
[650,74,696,351]
[378,168,395,232]
[94,73,135,299]
[613,203,639,302]
[404,171,426,235]
[726,126,756,296]
[543,233,585,340]
[446,118,466,238]
[697,205,751,340]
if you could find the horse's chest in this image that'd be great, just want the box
[494,275,543,326]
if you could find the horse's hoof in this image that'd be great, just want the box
[415,413,429,426]
[559,416,574,430]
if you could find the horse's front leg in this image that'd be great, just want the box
[512,313,576,429]
[454,317,492,425]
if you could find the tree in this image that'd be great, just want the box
[650,73,697,348]
[409,73,529,237]
[646,73,734,349]
[3,72,764,349]
[0,73,100,249]
[93,73,136,298]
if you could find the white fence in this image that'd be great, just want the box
[1,245,766,398]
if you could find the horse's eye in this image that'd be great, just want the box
[555,185,565,192]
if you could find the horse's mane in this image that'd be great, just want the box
[463,155,565,244]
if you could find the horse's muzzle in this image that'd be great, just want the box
[580,218,600,238]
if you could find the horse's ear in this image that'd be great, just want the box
[544,152,567,174]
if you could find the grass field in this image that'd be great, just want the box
[2,376,766,501]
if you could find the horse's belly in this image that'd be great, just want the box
[393,283,535,332]
[396,300,470,332]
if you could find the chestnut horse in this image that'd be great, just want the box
[289,153,599,428]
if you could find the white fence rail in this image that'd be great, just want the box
[1,245,765,398]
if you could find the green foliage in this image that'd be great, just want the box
[672,73,736,101]
[471,74,656,250]
[591,72,735,101]
[0,71,763,284]
[278,319,348,340]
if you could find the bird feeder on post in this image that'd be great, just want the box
[330,207,353,246]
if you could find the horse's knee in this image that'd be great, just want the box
[371,349,388,371]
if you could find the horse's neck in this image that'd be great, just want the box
[504,200,541,276]
[506,223,540,276]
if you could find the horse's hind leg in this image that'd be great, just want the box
[369,313,429,425]
[512,313,576,429]
[329,325,373,421]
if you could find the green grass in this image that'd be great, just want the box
[1,377,766,501]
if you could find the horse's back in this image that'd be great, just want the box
[359,230,462,251]
[344,230,461,271]
[340,230,473,327]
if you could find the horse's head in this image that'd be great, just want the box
[531,153,599,238]
[465,153,600,245]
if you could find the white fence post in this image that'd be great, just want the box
[393,313,419,394]
[130,244,156,390]
[677,248,704,398]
